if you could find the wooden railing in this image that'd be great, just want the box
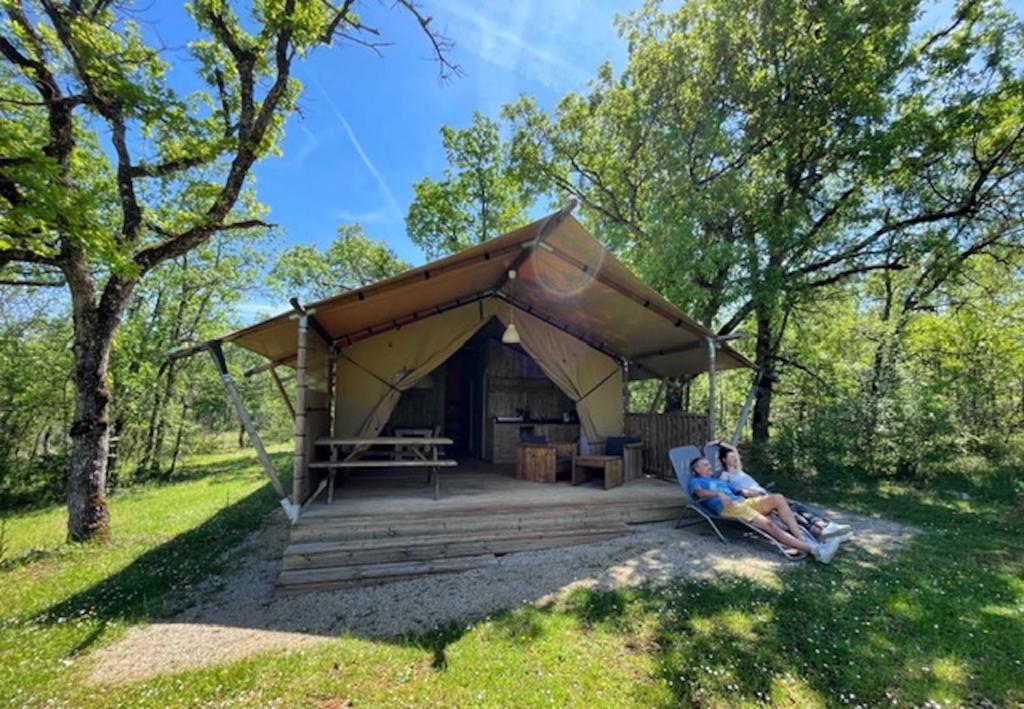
[626,412,708,480]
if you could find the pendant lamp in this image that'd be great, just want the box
[501,269,521,344]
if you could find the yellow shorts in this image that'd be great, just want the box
[720,497,769,523]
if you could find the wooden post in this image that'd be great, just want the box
[206,341,298,523]
[327,348,336,436]
[706,336,717,443]
[732,367,761,446]
[621,358,631,419]
[292,312,310,504]
[269,366,296,419]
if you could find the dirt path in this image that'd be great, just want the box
[86,506,912,685]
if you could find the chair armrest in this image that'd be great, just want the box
[624,442,644,450]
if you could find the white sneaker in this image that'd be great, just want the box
[821,522,852,539]
[812,538,840,564]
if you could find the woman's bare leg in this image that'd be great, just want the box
[761,494,805,538]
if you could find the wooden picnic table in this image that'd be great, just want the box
[310,436,456,503]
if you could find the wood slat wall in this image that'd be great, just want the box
[626,412,708,480]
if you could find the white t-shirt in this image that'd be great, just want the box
[721,469,767,496]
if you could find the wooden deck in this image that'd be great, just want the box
[279,458,687,593]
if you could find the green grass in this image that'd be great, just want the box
[1,447,1022,707]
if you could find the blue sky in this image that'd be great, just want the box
[147,1,630,318]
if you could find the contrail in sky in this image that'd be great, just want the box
[313,74,401,218]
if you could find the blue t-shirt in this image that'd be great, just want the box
[687,477,743,515]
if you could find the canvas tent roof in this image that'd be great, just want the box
[224,209,753,379]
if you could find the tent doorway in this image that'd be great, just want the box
[385,317,579,462]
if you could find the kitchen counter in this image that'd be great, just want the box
[485,420,580,463]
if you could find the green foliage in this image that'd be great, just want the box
[498,0,1023,445]
[768,253,1024,478]
[267,222,409,302]
[407,112,536,258]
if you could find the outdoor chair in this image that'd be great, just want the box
[516,435,576,483]
[669,445,807,560]
[591,435,643,481]
[703,441,838,523]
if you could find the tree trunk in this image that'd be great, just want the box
[152,360,178,479]
[751,308,776,442]
[665,377,683,412]
[168,399,189,477]
[65,269,134,543]
[67,313,114,543]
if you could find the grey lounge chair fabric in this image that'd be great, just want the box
[669,445,807,560]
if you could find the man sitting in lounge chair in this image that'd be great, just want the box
[716,444,851,540]
[688,457,840,564]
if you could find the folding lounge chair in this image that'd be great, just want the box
[669,445,807,560]
[704,442,836,533]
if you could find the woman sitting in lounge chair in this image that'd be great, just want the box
[716,444,851,540]
[688,457,840,563]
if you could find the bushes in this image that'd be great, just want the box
[0,452,69,510]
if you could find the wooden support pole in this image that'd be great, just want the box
[622,358,631,416]
[706,337,717,443]
[292,313,310,504]
[732,367,761,447]
[269,366,296,419]
[206,341,298,523]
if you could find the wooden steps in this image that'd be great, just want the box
[277,555,499,594]
[290,502,683,544]
[282,523,629,570]
[276,475,687,593]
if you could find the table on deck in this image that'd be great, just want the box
[571,455,624,490]
[311,436,456,503]
[393,427,437,461]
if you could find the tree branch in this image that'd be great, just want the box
[393,0,462,80]
[0,277,64,287]
[0,248,59,268]
[128,155,215,178]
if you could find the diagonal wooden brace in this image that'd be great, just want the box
[207,341,300,524]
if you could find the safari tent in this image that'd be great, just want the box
[175,205,752,591]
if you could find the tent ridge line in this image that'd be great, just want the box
[539,239,709,339]
[494,201,576,293]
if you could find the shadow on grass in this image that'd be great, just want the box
[546,515,1024,706]
[383,469,1024,703]
[29,455,292,659]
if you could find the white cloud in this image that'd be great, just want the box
[432,0,621,91]
[331,206,399,225]
[234,299,283,324]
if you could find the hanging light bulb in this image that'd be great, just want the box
[501,322,520,344]
[502,269,521,344]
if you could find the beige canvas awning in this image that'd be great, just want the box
[224,209,753,379]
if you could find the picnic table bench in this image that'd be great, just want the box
[310,436,456,503]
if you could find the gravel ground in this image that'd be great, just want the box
[86,505,912,685]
